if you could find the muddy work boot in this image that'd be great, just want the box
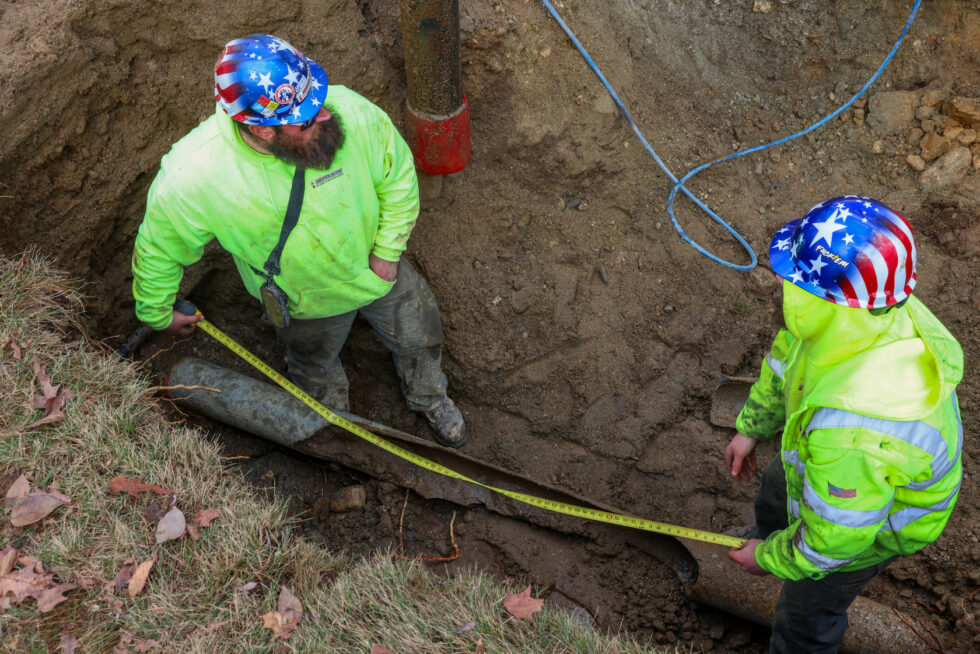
[423,397,469,448]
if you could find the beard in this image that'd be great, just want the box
[266,111,345,170]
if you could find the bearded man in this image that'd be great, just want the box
[131,34,468,447]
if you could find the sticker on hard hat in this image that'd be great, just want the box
[274,84,295,105]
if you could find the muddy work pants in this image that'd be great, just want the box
[274,259,448,413]
[754,456,895,654]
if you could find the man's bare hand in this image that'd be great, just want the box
[166,311,203,336]
[728,539,768,576]
[369,254,399,282]
[725,432,759,481]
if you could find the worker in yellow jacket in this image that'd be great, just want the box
[132,35,468,447]
[726,196,963,653]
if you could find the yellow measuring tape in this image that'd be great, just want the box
[192,315,744,549]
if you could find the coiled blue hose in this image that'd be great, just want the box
[539,0,922,270]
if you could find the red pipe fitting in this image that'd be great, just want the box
[404,95,470,175]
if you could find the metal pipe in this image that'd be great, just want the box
[167,357,925,652]
[398,0,470,174]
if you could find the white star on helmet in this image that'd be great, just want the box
[811,215,846,247]
[788,269,805,284]
[284,66,301,85]
[257,72,274,89]
[809,255,828,276]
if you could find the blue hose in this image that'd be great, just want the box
[539,0,922,270]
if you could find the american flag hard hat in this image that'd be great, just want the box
[769,196,917,309]
[214,34,328,126]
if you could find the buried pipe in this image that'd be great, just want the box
[167,357,923,653]
[398,0,470,174]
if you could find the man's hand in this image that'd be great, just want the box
[726,432,759,481]
[369,254,399,282]
[728,539,768,576]
[165,311,203,336]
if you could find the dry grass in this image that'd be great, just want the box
[0,250,671,653]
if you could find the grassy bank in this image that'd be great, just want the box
[0,251,669,653]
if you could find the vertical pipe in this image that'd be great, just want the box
[399,0,470,174]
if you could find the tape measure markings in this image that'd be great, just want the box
[195,317,744,549]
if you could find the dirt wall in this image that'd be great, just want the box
[2,0,979,651]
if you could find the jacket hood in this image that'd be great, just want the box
[783,281,963,420]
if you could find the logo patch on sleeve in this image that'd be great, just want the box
[828,483,857,499]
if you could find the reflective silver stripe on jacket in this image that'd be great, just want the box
[880,482,961,534]
[805,401,961,491]
[801,478,893,528]
[789,498,801,519]
[765,354,785,380]
[783,449,806,476]
[793,526,855,572]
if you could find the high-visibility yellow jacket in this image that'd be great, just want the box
[736,281,963,580]
[132,85,419,330]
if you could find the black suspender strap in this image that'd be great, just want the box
[262,166,306,277]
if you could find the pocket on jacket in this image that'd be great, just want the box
[292,267,395,318]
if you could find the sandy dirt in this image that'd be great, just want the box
[2,0,979,651]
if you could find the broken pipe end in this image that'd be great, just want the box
[405,95,470,175]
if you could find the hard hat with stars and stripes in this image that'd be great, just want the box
[214,34,328,126]
[769,195,917,309]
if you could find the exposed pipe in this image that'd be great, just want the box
[398,0,470,174]
[167,357,923,653]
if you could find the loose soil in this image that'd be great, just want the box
[2,1,978,651]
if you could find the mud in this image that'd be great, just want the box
[2,1,979,651]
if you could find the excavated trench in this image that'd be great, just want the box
[3,1,980,652]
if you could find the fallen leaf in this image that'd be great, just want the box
[106,561,137,595]
[503,585,543,621]
[134,639,163,652]
[37,582,77,613]
[261,586,302,639]
[155,507,185,543]
[0,558,53,603]
[5,475,30,501]
[2,334,22,361]
[32,362,58,400]
[10,493,67,526]
[28,362,73,428]
[370,646,393,654]
[185,523,200,541]
[242,581,258,591]
[109,477,174,501]
[0,547,18,575]
[58,634,81,654]
[475,637,485,653]
[193,508,221,528]
[128,558,155,598]
[141,502,168,525]
[454,621,476,634]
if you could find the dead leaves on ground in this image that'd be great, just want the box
[0,546,76,615]
[109,477,174,501]
[1,333,23,360]
[128,559,156,598]
[503,585,544,621]
[28,361,74,428]
[261,586,303,640]
[3,474,71,526]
